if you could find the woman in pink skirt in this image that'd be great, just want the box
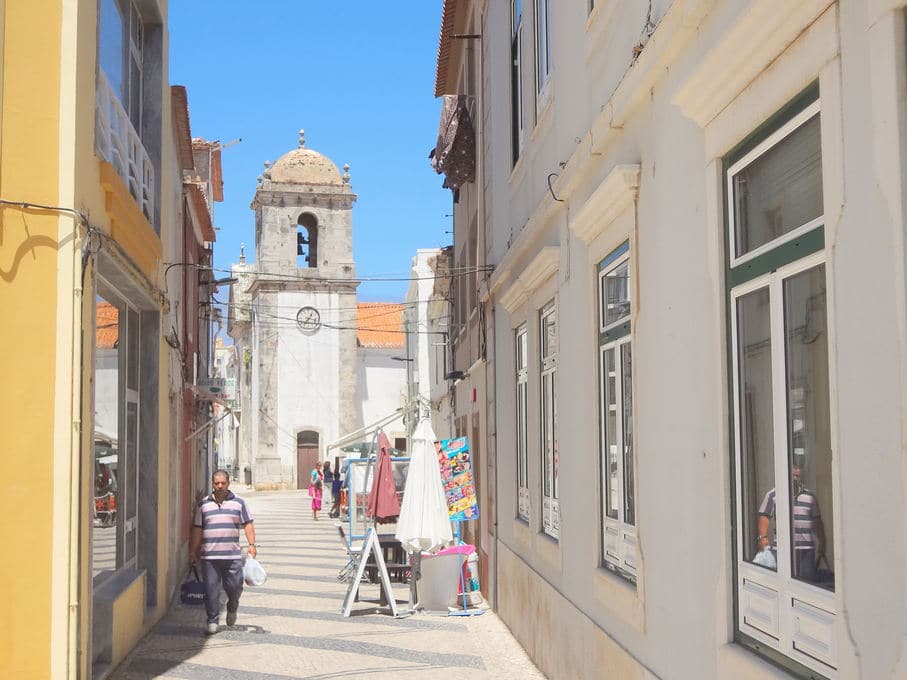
[309,461,324,520]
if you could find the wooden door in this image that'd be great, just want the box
[297,430,319,489]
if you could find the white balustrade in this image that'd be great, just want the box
[95,70,155,223]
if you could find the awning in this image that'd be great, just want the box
[326,407,407,453]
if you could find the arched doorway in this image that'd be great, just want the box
[297,430,319,489]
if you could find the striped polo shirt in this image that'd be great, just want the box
[758,487,821,550]
[193,491,253,560]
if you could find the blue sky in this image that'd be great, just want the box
[169,1,452,302]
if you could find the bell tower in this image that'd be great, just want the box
[246,130,360,488]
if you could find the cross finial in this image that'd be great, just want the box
[239,242,246,264]
[298,129,306,147]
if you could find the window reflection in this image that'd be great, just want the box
[733,114,823,258]
[93,295,120,577]
[784,265,833,590]
[736,287,776,570]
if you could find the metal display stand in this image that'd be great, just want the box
[341,526,398,617]
[339,426,405,618]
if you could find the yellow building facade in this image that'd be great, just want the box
[0,1,183,677]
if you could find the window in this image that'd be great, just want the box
[511,0,524,165]
[515,325,529,521]
[727,88,837,675]
[539,301,558,538]
[297,213,318,268]
[96,0,160,224]
[99,0,143,132]
[597,242,637,581]
[92,282,142,578]
[534,0,551,103]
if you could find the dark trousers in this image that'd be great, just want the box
[794,548,817,581]
[201,558,244,624]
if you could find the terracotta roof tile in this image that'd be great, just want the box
[356,303,405,349]
[96,301,119,349]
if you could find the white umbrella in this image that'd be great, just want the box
[395,419,452,553]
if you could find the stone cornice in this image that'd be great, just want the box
[570,164,640,245]
[498,246,560,315]
[672,0,835,128]
[251,187,356,211]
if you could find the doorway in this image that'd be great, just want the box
[297,430,319,489]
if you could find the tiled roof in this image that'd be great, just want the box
[434,0,460,97]
[356,303,405,349]
[96,301,119,349]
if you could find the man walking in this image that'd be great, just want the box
[190,470,256,634]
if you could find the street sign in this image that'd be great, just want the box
[197,377,236,401]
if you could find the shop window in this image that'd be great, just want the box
[539,301,558,538]
[515,324,529,521]
[597,242,637,582]
[727,88,837,675]
[92,284,142,579]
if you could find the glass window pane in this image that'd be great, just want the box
[93,294,120,577]
[98,0,125,99]
[541,372,550,497]
[603,348,619,520]
[127,309,139,390]
[733,114,823,257]
[517,382,527,487]
[737,287,776,570]
[552,372,558,499]
[605,259,630,326]
[621,343,635,526]
[784,265,834,590]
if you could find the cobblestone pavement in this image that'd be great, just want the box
[111,489,545,680]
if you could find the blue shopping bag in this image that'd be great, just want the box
[180,566,205,606]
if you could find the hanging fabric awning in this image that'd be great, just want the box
[430,94,475,190]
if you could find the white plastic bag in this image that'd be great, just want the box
[243,556,267,586]
[753,549,777,570]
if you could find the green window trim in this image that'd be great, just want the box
[723,83,833,680]
[727,226,825,287]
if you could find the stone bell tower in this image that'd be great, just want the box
[245,130,360,489]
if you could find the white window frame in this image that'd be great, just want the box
[728,99,837,675]
[597,245,637,581]
[539,300,558,538]
[511,0,524,164]
[726,101,822,269]
[534,0,551,108]
[516,324,530,521]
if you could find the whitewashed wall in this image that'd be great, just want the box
[481,1,907,679]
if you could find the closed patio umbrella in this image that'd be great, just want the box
[366,431,400,523]
[395,419,452,553]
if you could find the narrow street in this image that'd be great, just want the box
[111,490,544,679]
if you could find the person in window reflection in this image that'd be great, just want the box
[756,452,825,580]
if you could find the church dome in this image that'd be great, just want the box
[268,130,344,186]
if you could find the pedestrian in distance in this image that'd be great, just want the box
[190,470,256,635]
[330,468,344,518]
[322,460,334,510]
[309,460,324,521]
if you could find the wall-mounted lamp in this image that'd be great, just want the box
[205,277,238,287]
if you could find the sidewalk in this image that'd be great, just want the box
[111,489,545,679]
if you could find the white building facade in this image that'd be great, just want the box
[436,1,907,678]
